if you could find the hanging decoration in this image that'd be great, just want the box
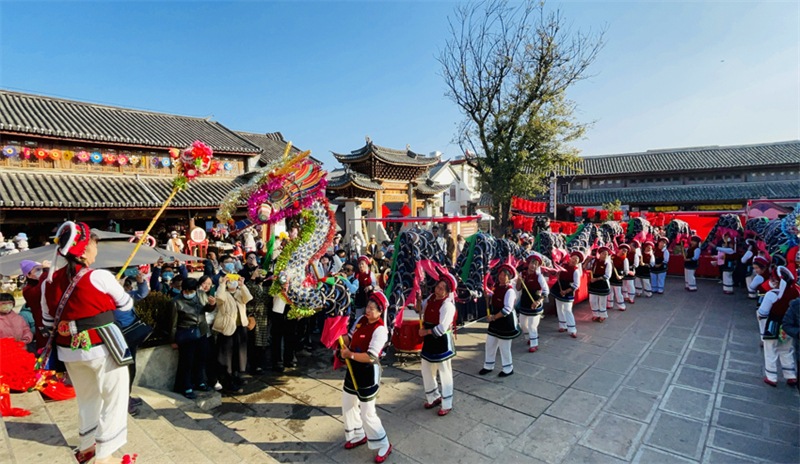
[129,155,141,166]
[117,155,129,166]
[161,157,171,167]
[104,153,117,164]
[76,151,90,163]
[169,148,181,159]
[2,145,17,158]
[20,147,31,160]
[62,150,75,162]
[35,149,49,160]
[223,162,233,171]
[90,152,103,163]
[49,149,62,161]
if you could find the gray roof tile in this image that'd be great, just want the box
[333,141,440,166]
[566,141,799,176]
[0,90,261,154]
[564,180,800,205]
[327,169,384,191]
[235,131,304,166]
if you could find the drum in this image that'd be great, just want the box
[392,319,423,353]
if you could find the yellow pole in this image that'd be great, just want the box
[338,336,358,390]
[116,186,180,279]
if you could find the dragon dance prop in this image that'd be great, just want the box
[117,141,217,278]
[744,205,799,265]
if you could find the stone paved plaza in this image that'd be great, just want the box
[3,276,799,463]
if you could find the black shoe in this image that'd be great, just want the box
[498,370,514,378]
[196,384,211,392]
[223,386,244,395]
[129,397,143,407]
[128,404,139,416]
[184,390,197,399]
[272,365,285,373]
[284,361,297,368]
[478,368,492,376]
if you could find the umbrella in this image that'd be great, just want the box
[0,241,199,276]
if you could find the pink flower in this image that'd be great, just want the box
[185,168,198,180]
[191,140,213,160]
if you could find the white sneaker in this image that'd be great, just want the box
[214,381,223,391]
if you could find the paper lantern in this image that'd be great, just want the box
[49,149,62,160]
[630,211,640,218]
[599,210,609,220]
[587,208,597,218]
[35,149,49,160]
[76,151,90,162]
[613,211,623,221]
[2,145,17,158]
[400,204,411,217]
[573,207,584,217]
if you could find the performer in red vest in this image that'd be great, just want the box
[588,247,612,322]
[415,271,457,416]
[480,264,521,376]
[353,256,377,321]
[684,235,701,291]
[339,291,392,463]
[635,241,656,298]
[41,222,133,464]
[757,267,799,387]
[650,237,670,295]
[553,251,584,336]
[625,240,641,303]
[610,245,630,311]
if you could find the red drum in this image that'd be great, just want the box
[392,319,423,353]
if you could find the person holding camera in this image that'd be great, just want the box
[170,278,212,399]
[213,274,253,393]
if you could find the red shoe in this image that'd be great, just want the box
[763,377,777,387]
[788,379,798,386]
[628,300,635,304]
[619,308,626,311]
[423,397,442,409]
[558,328,567,333]
[74,447,96,464]
[438,408,452,416]
[570,333,577,338]
[598,318,606,323]
[344,436,368,450]
[529,346,538,353]
[375,444,393,463]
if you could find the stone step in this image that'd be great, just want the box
[2,391,76,463]
[0,415,17,464]
[133,387,276,463]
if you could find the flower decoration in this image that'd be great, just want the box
[104,153,117,164]
[129,155,141,166]
[90,152,103,163]
[2,146,17,158]
[76,151,90,162]
[35,149,49,160]
[161,157,171,167]
[49,150,62,161]
[118,155,129,166]
[223,162,233,171]
[63,150,75,161]
[151,157,161,167]
[169,148,181,159]
[20,147,31,160]
[170,140,214,191]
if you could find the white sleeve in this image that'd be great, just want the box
[633,252,641,267]
[367,325,389,360]
[758,291,780,318]
[741,250,753,263]
[41,281,54,327]
[537,273,549,296]
[648,254,655,266]
[603,258,612,279]
[90,269,133,312]
[433,300,456,337]
[502,289,516,315]
[572,268,582,289]
[664,250,670,264]
[623,260,630,274]
[749,274,765,292]
[717,247,734,254]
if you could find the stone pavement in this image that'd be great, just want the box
[3,276,798,463]
[217,276,799,463]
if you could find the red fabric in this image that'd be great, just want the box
[423,298,445,325]
[613,211,623,221]
[321,315,349,349]
[491,285,511,311]
[574,207,583,217]
[363,215,480,224]
[349,316,384,354]
[381,204,391,217]
[400,204,411,217]
[43,267,115,322]
[599,210,609,221]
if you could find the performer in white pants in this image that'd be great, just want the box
[588,247,612,322]
[756,267,799,387]
[553,251,584,337]
[516,255,549,352]
[717,233,738,295]
[650,237,670,294]
[480,264,520,376]
[635,241,656,298]
[683,235,701,291]
[339,291,392,463]
[415,271,457,416]
[609,245,630,311]
[624,240,640,303]
[41,222,133,464]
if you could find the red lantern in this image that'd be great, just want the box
[381,204,391,217]
[574,207,584,218]
[613,211,623,221]
[400,204,411,217]
[599,210,609,220]
[630,211,640,218]
[587,208,597,218]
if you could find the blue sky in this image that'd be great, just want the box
[1,1,797,169]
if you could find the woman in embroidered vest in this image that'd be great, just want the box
[588,246,612,323]
[339,290,392,463]
[650,237,670,295]
[480,263,521,377]
[41,222,133,464]
[757,267,799,387]
[516,254,549,352]
[684,235,702,292]
[609,245,629,311]
[415,271,457,416]
[635,241,656,298]
[552,250,584,338]
[624,240,640,304]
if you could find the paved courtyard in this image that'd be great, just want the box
[212,276,799,463]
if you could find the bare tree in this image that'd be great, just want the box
[439,0,603,231]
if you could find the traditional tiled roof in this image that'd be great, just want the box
[0,90,261,154]
[564,181,800,205]
[235,131,304,166]
[0,170,242,209]
[565,141,799,177]
[327,169,384,191]
[332,141,440,166]
[414,178,449,196]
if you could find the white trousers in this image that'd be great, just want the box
[342,392,389,451]
[555,300,576,334]
[684,269,697,290]
[746,274,757,299]
[623,280,636,302]
[589,294,608,319]
[484,335,513,373]
[610,286,626,310]
[66,353,129,459]
[762,339,797,382]
[635,277,653,297]
[722,271,734,293]
[519,314,541,348]
[421,359,454,409]
[650,273,666,294]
